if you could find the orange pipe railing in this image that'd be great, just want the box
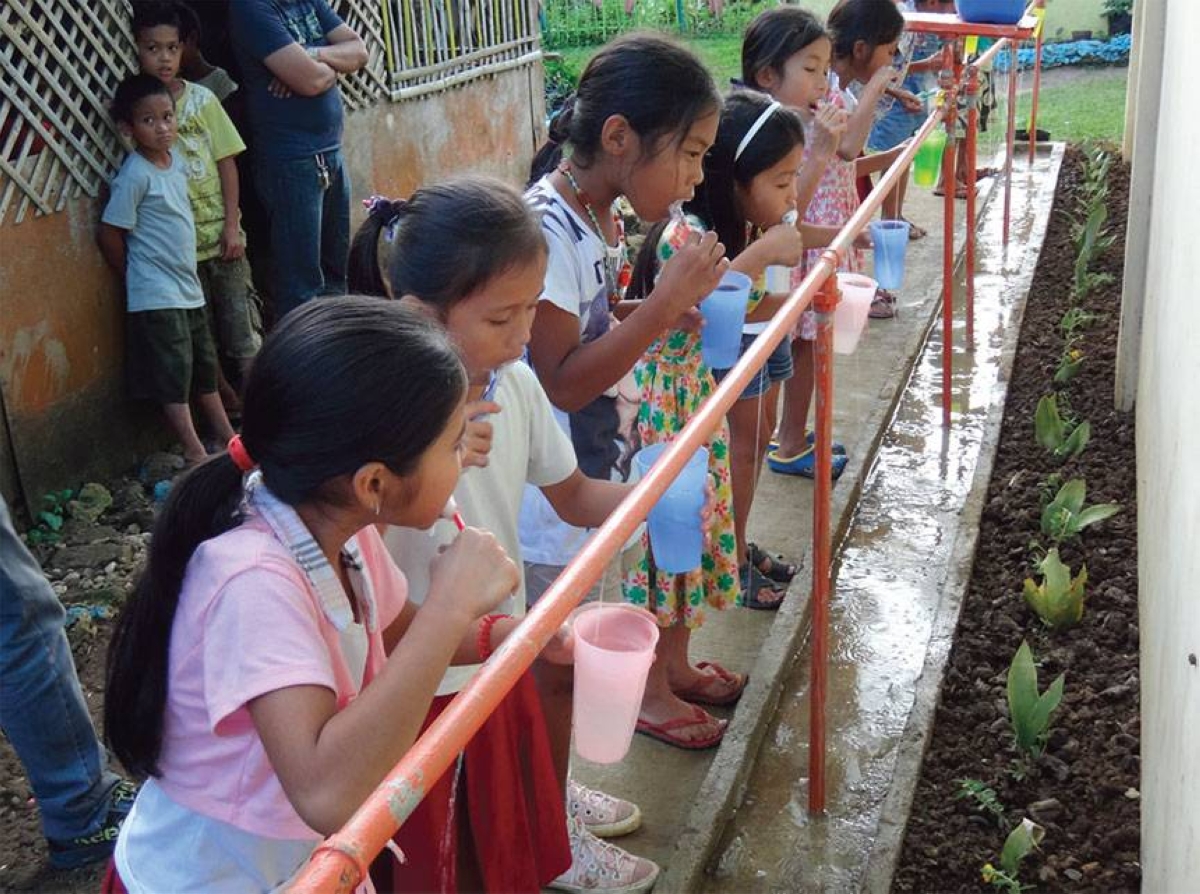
[1029,0,1046,166]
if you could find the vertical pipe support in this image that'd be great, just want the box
[941,47,960,428]
[1029,0,1045,166]
[964,63,980,351]
[807,262,840,815]
[1003,40,1019,245]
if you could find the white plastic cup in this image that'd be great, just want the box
[632,443,709,573]
[832,273,877,354]
[764,265,792,294]
[571,604,660,764]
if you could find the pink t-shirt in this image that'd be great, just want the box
[154,515,408,840]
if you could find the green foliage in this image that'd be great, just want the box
[1071,202,1116,300]
[1059,306,1098,338]
[1034,394,1090,461]
[1023,548,1088,629]
[1053,346,1084,384]
[955,778,1007,827]
[982,818,1045,891]
[1007,640,1065,759]
[25,488,74,546]
[540,0,766,49]
[1040,478,1121,544]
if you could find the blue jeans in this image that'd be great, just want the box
[0,498,119,841]
[255,148,351,321]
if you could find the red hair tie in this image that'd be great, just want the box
[227,434,256,473]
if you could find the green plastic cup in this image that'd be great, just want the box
[912,128,948,188]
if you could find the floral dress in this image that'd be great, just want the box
[793,72,866,342]
[621,217,741,629]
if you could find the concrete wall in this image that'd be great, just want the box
[1132,0,1200,888]
[0,63,545,514]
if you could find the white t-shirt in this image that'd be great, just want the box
[520,177,635,567]
[384,361,577,693]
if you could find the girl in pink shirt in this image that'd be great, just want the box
[103,297,539,892]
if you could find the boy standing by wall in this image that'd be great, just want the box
[132,2,261,403]
[97,74,235,464]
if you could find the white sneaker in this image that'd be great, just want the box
[548,817,660,894]
[568,779,643,838]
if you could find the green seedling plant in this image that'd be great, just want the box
[1024,547,1088,629]
[1071,201,1116,301]
[1040,477,1121,544]
[1034,394,1090,461]
[982,818,1046,893]
[955,778,1007,828]
[1008,640,1065,762]
[1059,306,1098,338]
[1053,345,1084,384]
[25,488,74,546]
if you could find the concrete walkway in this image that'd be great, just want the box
[571,145,1065,892]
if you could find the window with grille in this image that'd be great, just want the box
[381,0,542,100]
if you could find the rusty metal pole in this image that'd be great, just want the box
[964,64,980,351]
[941,45,959,428]
[1029,0,1045,166]
[808,262,840,815]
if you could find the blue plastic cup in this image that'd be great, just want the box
[633,443,710,574]
[870,219,912,291]
[698,271,752,369]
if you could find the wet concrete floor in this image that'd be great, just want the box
[700,153,1058,893]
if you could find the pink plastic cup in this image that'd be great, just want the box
[571,603,660,764]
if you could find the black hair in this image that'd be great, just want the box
[174,1,201,43]
[130,0,185,40]
[105,297,467,777]
[741,6,831,91]
[827,0,905,61]
[629,91,805,300]
[110,73,172,125]
[347,175,546,313]
[529,32,720,184]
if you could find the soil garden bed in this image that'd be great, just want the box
[892,146,1139,893]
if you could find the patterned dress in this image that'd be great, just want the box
[793,73,866,341]
[621,218,741,629]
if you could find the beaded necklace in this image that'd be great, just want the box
[559,163,632,309]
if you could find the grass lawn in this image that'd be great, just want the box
[552,37,1127,145]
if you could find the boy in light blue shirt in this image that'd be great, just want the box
[97,74,235,466]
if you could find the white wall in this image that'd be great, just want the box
[1135,1,1200,888]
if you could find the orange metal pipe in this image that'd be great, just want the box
[290,97,951,894]
[964,64,979,351]
[942,45,960,428]
[1029,0,1045,166]
[807,264,839,815]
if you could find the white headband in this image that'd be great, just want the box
[734,100,782,162]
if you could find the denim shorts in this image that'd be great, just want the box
[711,333,794,400]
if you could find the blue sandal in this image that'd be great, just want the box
[768,432,847,456]
[767,447,848,480]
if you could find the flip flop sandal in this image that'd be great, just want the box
[747,541,799,584]
[904,220,928,240]
[974,166,1001,180]
[739,563,786,610]
[673,660,748,707]
[635,705,727,750]
[768,446,849,480]
[767,433,847,456]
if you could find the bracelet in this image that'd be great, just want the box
[476,614,508,661]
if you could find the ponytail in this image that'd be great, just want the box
[105,455,245,777]
[528,94,576,186]
[627,220,669,303]
[347,196,409,298]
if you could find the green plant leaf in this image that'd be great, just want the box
[1034,395,1064,452]
[1060,420,1091,458]
[1007,641,1039,752]
[1057,478,1086,514]
[1074,502,1121,528]
[38,510,64,532]
[999,817,1045,875]
[1029,672,1065,742]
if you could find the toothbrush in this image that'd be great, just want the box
[443,496,466,532]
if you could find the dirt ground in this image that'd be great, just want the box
[891,147,1140,892]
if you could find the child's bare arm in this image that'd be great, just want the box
[262,43,337,97]
[216,156,245,261]
[96,224,127,278]
[540,470,629,529]
[838,67,900,161]
[856,144,907,176]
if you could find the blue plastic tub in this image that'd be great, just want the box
[955,0,1026,25]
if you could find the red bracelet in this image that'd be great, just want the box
[477,614,508,661]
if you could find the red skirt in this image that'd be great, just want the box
[372,670,571,894]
